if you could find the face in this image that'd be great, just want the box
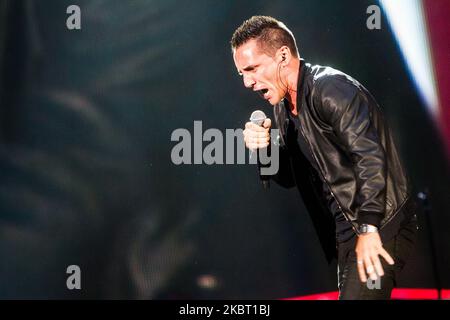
[233,40,286,105]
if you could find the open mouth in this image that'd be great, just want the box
[258,88,269,99]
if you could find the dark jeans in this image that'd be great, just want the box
[337,215,418,300]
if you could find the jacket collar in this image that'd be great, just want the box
[279,58,307,113]
[296,58,307,112]
[274,59,307,146]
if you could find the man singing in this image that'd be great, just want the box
[231,16,418,299]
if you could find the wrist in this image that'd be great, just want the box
[358,223,378,234]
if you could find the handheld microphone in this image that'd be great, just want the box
[250,110,266,126]
[249,110,270,189]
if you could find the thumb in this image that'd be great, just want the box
[262,118,271,129]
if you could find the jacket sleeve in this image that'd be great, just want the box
[272,146,296,189]
[268,134,296,189]
[317,77,387,228]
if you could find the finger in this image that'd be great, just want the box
[364,256,377,281]
[247,142,269,149]
[249,131,270,138]
[246,122,267,132]
[356,254,367,283]
[371,254,384,277]
[243,129,259,138]
[246,136,269,144]
[262,118,272,129]
[379,248,395,265]
[245,122,261,131]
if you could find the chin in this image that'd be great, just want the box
[269,97,281,106]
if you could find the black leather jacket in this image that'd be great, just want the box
[271,60,415,261]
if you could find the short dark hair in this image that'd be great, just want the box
[230,16,299,57]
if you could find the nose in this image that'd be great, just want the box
[243,74,256,89]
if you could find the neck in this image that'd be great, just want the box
[284,58,300,115]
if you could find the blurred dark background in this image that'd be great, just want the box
[0,0,449,299]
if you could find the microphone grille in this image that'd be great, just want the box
[250,110,267,126]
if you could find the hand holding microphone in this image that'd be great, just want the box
[245,110,272,189]
[243,110,271,150]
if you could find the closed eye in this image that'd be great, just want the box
[243,66,256,72]
[237,65,258,76]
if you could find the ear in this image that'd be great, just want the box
[277,46,291,66]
